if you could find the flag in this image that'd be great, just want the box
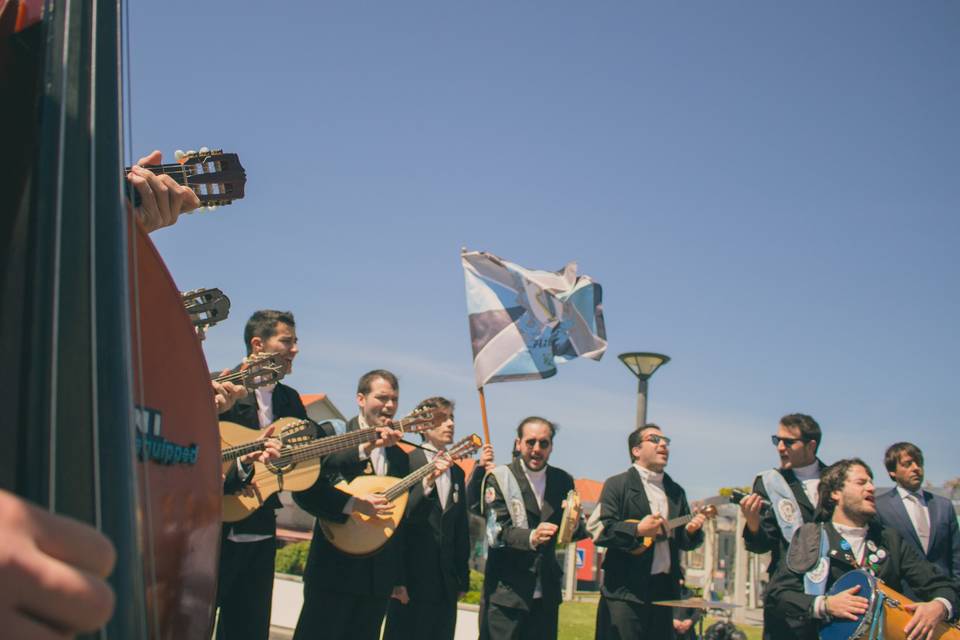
[462,249,607,387]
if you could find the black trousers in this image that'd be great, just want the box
[479,597,558,640]
[383,593,458,640]
[293,588,389,640]
[215,537,276,640]
[595,575,675,640]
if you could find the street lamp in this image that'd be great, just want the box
[618,352,670,428]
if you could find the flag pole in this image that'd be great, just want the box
[477,386,492,443]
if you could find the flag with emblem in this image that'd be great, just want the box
[461,249,607,388]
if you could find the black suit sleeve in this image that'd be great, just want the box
[675,489,704,551]
[742,473,781,554]
[466,464,486,516]
[947,499,960,581]
[291,420,353,523]
[766,543,817,624]
[455,472,471,592]
[896,530,960,615]
[594,475,643,553]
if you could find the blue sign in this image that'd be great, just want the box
[576,548,585,568]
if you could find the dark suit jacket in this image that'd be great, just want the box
[594,467,704,604]
[293,415,410,598]
[767,520,960,640]
[742,461,826,580]
[397,448,470,602]
[876,487,960,584]
[481,458,583,611]
[219,378,307,536]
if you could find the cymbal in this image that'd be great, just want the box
[651,598,740,610]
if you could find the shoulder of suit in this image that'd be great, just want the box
[547,465,575,485]
[662,472,686,495]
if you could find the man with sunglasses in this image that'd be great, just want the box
[739,413,827,640]
[477,416,586,640]
[593,423,706,639]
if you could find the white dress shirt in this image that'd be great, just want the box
[792,461,821,507]
[897,486,931,553]
[422,443,451,509]
[357,413,387,475]
[634,463,671,575]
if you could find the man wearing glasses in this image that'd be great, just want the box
[593,424,707,639]
[477,416,586,640]
[738,413,826,640]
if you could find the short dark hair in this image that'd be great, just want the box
[415,397,454,440]
[356,369,399,395]
[628,423,662,462]
[816,458,873,521]
[884,442,924,473]
[516,416,557,440]
[780,413,822,453]
[244,310,295,355]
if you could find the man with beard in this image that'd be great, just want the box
[738,413,826,640]
[478,416,586,640]
[383,396,469,640]
[767,459,958,640]
[593,424,707,639]
[876,442,960,592]
[293,370,414,640]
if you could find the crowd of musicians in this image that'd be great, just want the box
[1,161,958,640]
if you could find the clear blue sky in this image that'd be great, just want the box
[131,2,959,497]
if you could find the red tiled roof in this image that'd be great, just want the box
[299,393,328,406]
[575,477,603,503]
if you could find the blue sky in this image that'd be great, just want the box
[132,2,959,497]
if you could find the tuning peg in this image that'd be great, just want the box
[187,149,196,156]
[200,146,209,154]
[175,149,185,160]
[206,205,218,211]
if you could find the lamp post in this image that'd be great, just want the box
[617,352,670,428]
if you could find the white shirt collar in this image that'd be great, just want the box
[896,485,925,503]
[792,460,820,481]
[633,463,664,485]
[833,521,868,538]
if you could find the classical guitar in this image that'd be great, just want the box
[219,416,316,467]
[182,287,230,338]
[320,434,483,556]
[626,492,744,556]
[127,148,246,208]
[221,407,450,522]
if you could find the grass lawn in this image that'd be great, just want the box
[557,600,762,640]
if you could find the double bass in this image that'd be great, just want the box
[1,0,222,636]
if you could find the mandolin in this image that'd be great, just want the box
[212,351,287,390]
[221,407,450,522]
[625,492,741,556]
[320,434,483,556]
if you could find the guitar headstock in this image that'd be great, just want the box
[448,433,483,459]
[392,404,452,434]
[181,287,230,338]
[175,148,246,208]
[237,351,286,389]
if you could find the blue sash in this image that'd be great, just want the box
[761,469,804,543]
[482,465,528,548]
[803,525,831,596]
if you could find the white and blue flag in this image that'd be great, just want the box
[461,249,607,388]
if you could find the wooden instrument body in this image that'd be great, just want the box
[219,416,314,471]
[221,445,322,523]
[131,221,221,638]
[556,489,582,545]
[318,475,409,556]
[820,569,960,640]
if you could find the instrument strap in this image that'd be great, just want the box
[868,590,887,640]
[761,468,804,543]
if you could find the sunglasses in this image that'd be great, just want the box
[771,435,809,447]
[522,438,552,449]
[642,434,671,446]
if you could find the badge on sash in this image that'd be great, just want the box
[453,486,459,504]
[509,498,525,524]
[807,557,829,584]
[484,486,496,505]
[778,499,798,525]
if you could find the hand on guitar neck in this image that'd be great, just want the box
[212,376,247,413]
[127,150,200,233]
[359,425,404,458]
